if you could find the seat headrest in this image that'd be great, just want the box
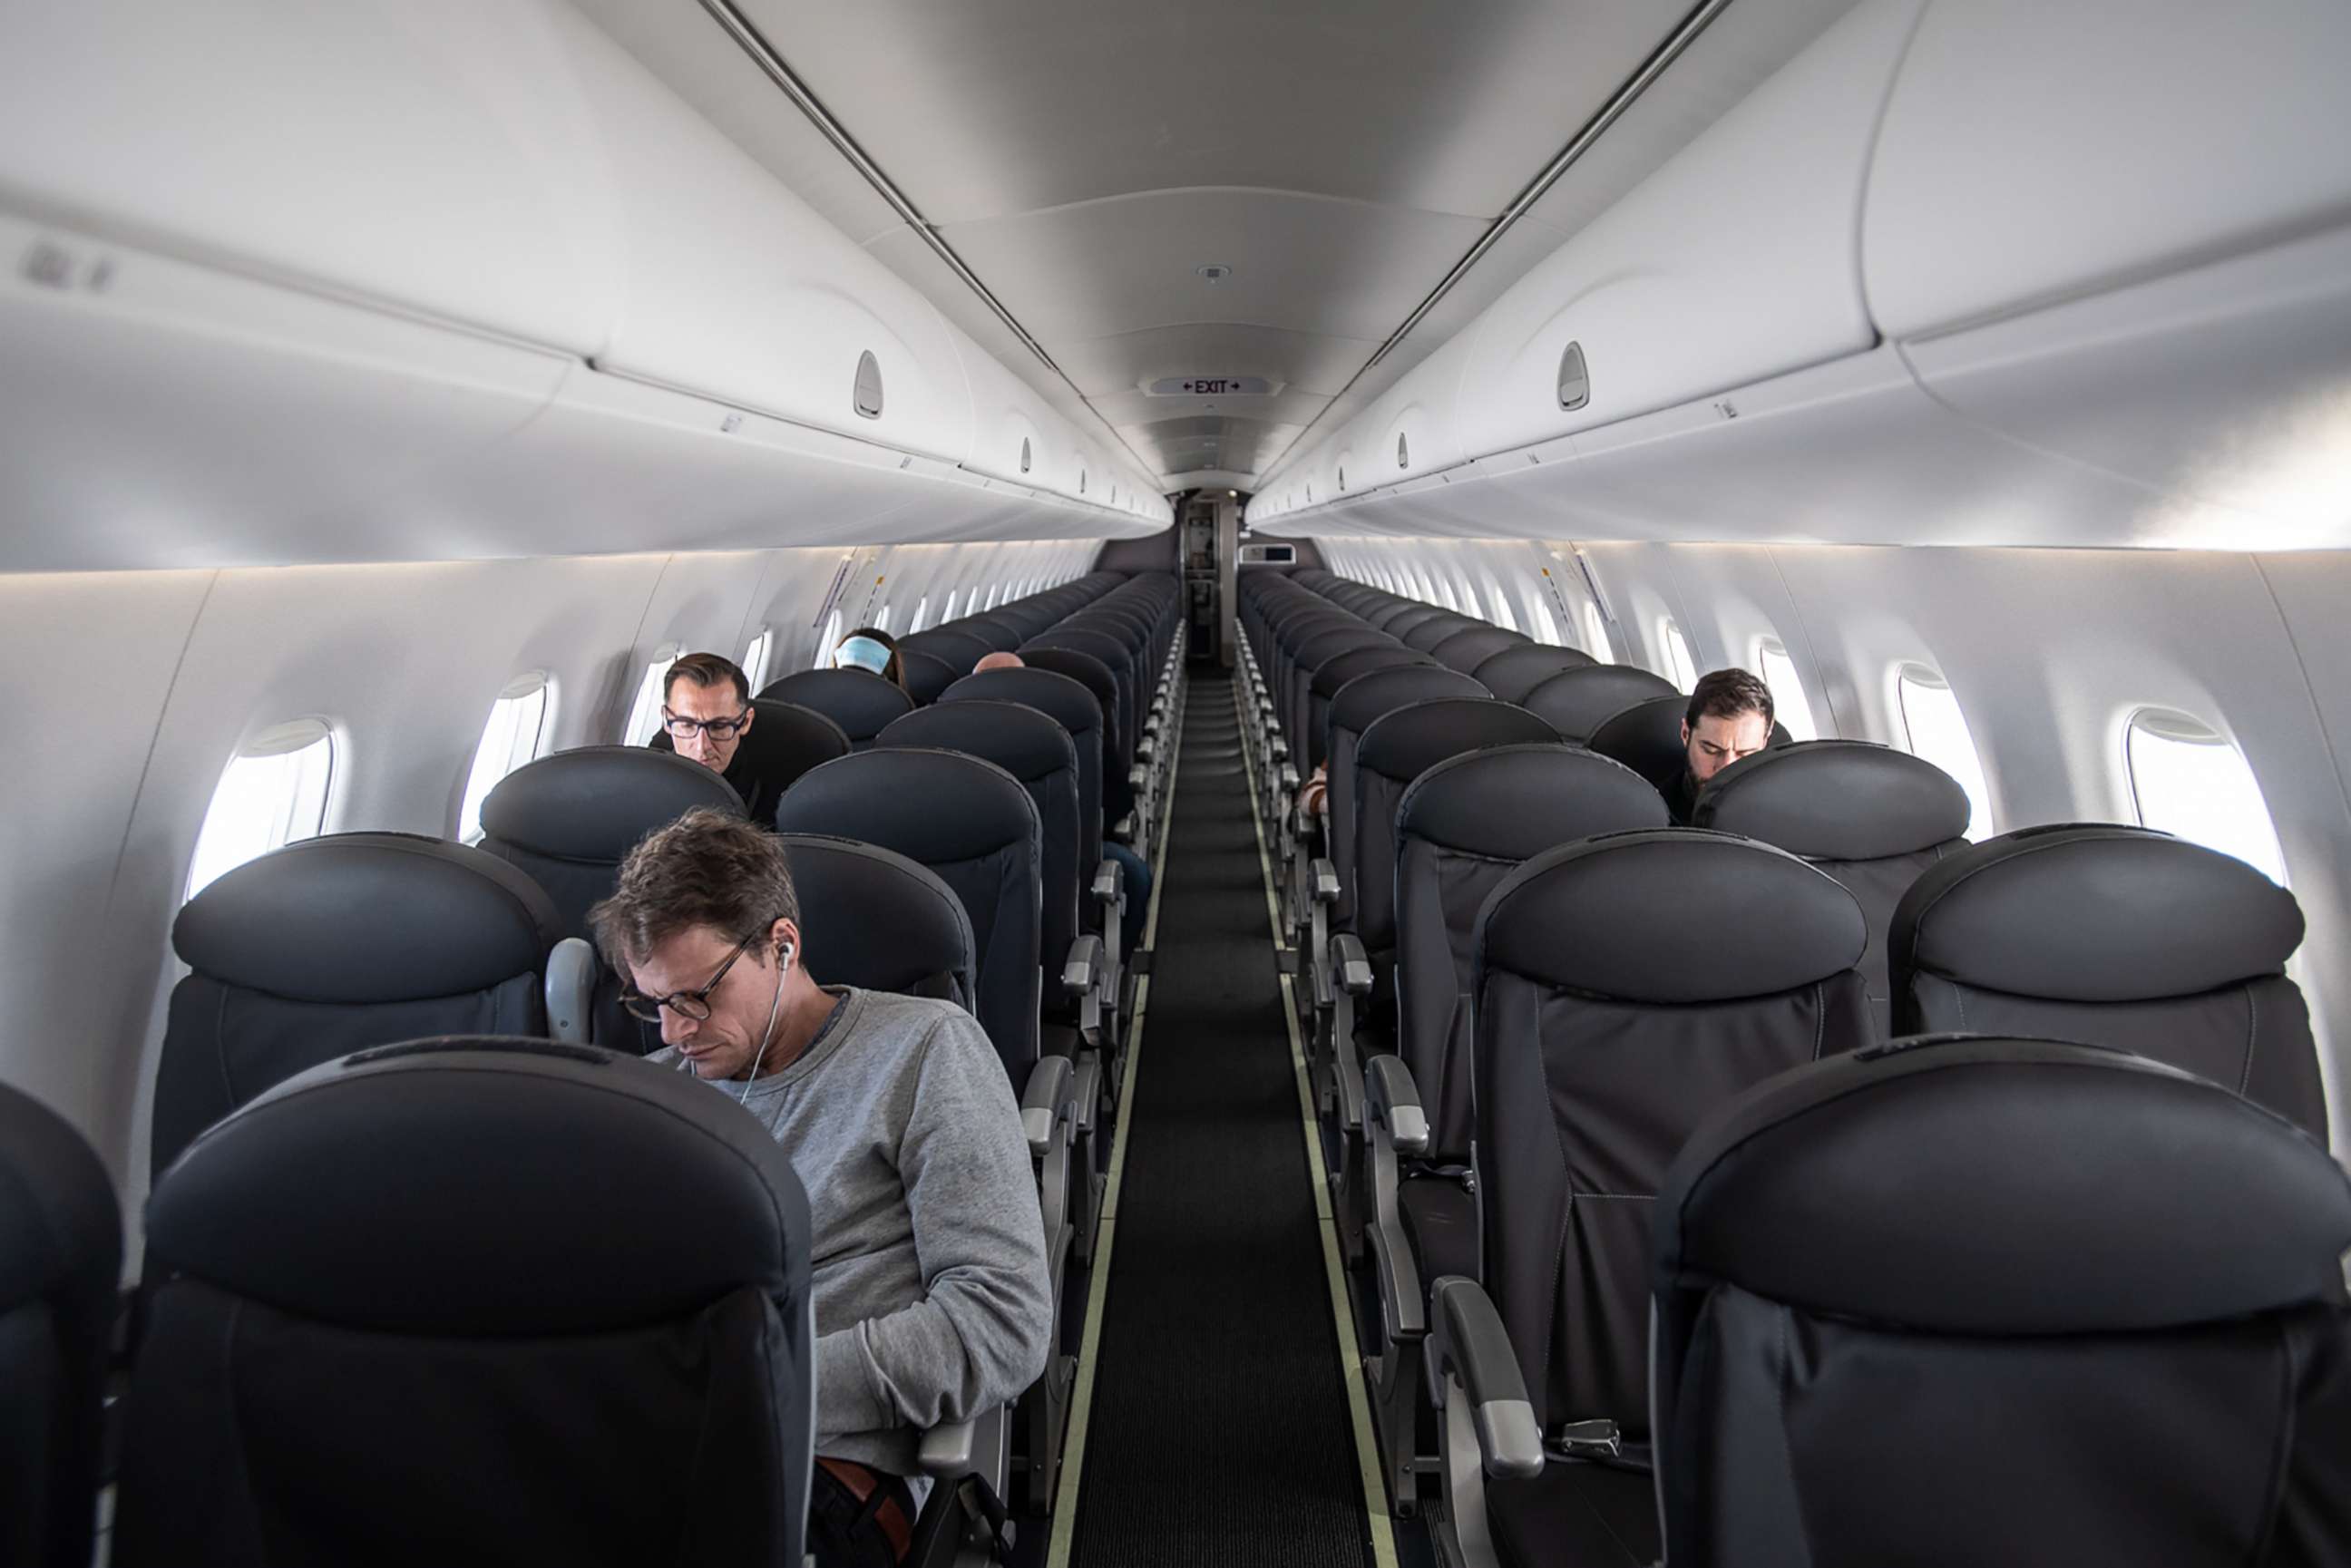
[941,668,1100,737]
[481,746,743,862]
[756,669,915,740]
[1471,643,1598,704]
[1400,745,1668,859]
[1656,1034,2351,1333]
[877,700,1074,784]
[1356,698,1559,784]
[1521,666,1679,742]
[900,628,994,675]
[1329,666,1489,736]
[1025,628,1131,673]
[1294,627,1393,667]
[0,1081,120,1316]
[1428,626,1527,673]
[1891,824,2303,1001]
[1588,693,1794,791]
[1696,740,1971,859]
[650,698,851,775]
[899,649,960,706]
[1016,647,1119,708]
[145,1039,808,1336]
[1478,829,1866,1004]
[777,834,973,1000]
[1311,647,1432,698]
[173,833,559,1003]
[1402,615,1480,652]
[774,748,1037,864]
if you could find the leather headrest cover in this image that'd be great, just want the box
[146,1040,809,1335]
[1329,666,1488,736]
[877,700,1074,784]
[651,699,850,772]
[1522,666,1679,741]
[1294,626,1393,667]
[0,1081,120,1314]
[899,650,959,705]
[1312,647,1432,698]
[1696,740,1971,859]
[1479,829,1866,1003]
[1015,648,1118,707]
[1657,1035,2351,1332]
[1892,824,2303,1000]
[941,668,1098,738]
[901,628,994,675]
[174,833,559,1002]
[757,669,915,739]
[1428,626,1526,667]
[778,834,973,998]
[481,746,742,862]
[1356,699,1559,784]
[1400,745,1667,859]
[1472,643,1597,703]
[1589,694,1794,792]
[775,748,1038,863]
[1025,628,1131,674]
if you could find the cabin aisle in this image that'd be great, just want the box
[1064,668,1375,1568]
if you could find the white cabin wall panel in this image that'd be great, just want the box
[1656,546,1849,735]
[1861,0,2351,341]
[0,0,624,355]
[0,572,210,1166]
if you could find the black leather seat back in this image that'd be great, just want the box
[1351,698,1558,956]
[117,1039,815,1568]
[959,615,1024,652]
[1521,666,1678,743]
[775,749,1041,1076]
[899,648,960,706]
[0,1084,119,1568]
[1471,643,1596,704]
[901,628,996,680]
[1652,1034,2351,1568]
[479,747,745,937]
[941,668,1107,931]
[1027,628,1138,774]
[1306,647,1431,771]
[158,833,561,1173]
[1888,824,2325,1137]
[1371,600,1444,636]
[1473,829,1871,1439]
[1288,624,1390,758]
[1428,624,1526,675]
[757,668,915,749]
[1696,740,1972,1033]
[649,698,852,826]
[1324,666,1488,929]
[1401,613,1478,654]
[1589,692,1793,794]
[776,834,975,1007]
[878,700,1081,989]
[1396,745,1667,1157]
[1016,648,1130,820]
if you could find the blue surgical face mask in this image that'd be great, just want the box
[834,635,892,675]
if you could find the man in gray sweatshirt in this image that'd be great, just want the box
[590,809,1053,1556]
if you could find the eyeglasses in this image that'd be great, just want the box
[619,930,760,1023]
[663,706,749,741]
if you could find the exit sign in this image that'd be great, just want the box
[1146,375,1277,397]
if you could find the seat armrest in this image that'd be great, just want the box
[1091,858,1121,902]
[1278,762,1299,793]
[1062,934,1104,996]
[1429,1277,1545,1480]
[918,1419,977,1476]
[1270,735,1289,762]
[1332,933,1374,996]
[1364,1055,1429,1157]
[1128,765,1148,793]
[544,937,597,1046]
[1311,858,1341,903]
[1019,1056,1075,1159]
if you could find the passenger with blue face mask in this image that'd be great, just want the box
[832,627,905,689]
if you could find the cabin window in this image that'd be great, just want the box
[1525,590,1560,647]
[741,630,775,693]
[942,589,961,621]
[1755,638,1819,741]
[874,604,893,632]
[458,674,552,844]
[2125,709,2289,885]
[1581,601,1614,663]
[186,720,336,899]
[623,647,681,744]
[1434,575,1458,612]
[1485,583,1517,633]
[984,584,1002,611]
[1894,665,1994,842]
[911,596,931,633]
[814,612,844,671]
[1658,618,1700,694]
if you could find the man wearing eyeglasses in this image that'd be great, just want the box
[657,653,781,823]
[590,808,1051,1565]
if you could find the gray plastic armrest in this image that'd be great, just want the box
[1270,736,1289,763]
[1128,765,1148,792]
[1019,1055,1075,1159]
[1430,1278,1545,1480]
[1092,858,1121,902]
[918,1419,976,1476]
[544,937,596,1046]
[1311,858,1340,902]
[1063,933,1103,995]
[1364,1054,1429,1157]
[1278,762,1299,792]
[1332,932,1374,996]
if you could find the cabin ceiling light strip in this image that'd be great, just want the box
[697,0,1163,487]
[1258,0,1735,491]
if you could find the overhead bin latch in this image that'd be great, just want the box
[1557,340,1590,412]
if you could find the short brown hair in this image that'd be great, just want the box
[1686,667,1774,731]
[588,807,797,966]
[664,652,750,706]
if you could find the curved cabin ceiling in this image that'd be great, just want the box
[573,0,1863,491]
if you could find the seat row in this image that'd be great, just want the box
[1233,566,2344,1566]
[8,570,1186,1566]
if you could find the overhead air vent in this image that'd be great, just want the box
[1397,433,1410,470]
[1020,437,1032,473]
[1557,341,1590,411]
[853,350,884,419]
